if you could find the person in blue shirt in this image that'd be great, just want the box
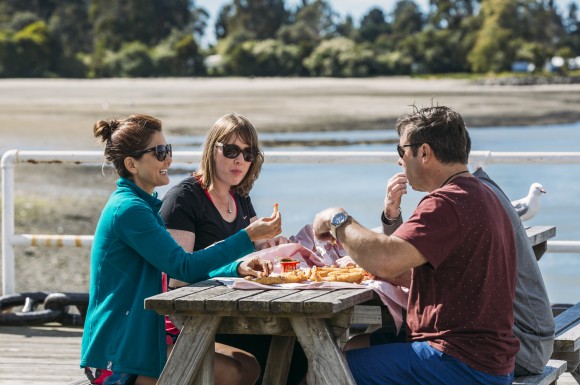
[81,114,280,385]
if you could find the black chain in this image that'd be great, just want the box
[0,291,89,326]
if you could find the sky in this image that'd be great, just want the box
[196,0,579,46]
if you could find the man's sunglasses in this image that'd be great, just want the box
[216,142,259,162]
[131,144,172,161]
[396,143,423,158]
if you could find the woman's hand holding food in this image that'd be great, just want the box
[245,210,282,241]
[237,256,273,278]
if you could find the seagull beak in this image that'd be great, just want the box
[540,189,546,194]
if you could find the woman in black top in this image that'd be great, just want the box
[160,113,306,385]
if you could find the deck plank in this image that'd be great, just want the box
[0,325,84,385]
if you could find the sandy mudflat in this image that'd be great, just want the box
[2,77,580,293]
[2,77,580,152]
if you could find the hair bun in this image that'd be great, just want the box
[93,119,120,142]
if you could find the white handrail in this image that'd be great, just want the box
[3,149,580,295]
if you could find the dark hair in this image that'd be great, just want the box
[94,114,163,178]
[196,113,264,196]
[395,105,469,164]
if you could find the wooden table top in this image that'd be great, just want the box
[145,279,375,318]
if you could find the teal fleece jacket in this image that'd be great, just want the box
[80,177,254,377]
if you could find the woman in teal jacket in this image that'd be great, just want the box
[80,115,280,385]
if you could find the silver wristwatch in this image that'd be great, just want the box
[330,211,350,240]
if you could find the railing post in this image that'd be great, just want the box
[1,150,18,295]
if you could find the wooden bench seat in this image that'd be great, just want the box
[551,301,580,373]
[512,359,567,385]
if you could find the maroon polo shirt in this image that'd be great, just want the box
[394,176,519,375]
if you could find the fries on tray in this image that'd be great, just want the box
[245,266,368,285]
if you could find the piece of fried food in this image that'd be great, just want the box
[273,203,279,215]
[309,266,366,283]
[246,269,308,285]
[322,271,365,284]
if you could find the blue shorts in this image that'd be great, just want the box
[346,341,514,385]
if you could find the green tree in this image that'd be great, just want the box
[47,0,91,77]
[428,0,479,29]
[221,38,301,76]
[336,15,356,40]
[303,37,376,77]
[214,0,288,40]
[101,41,154,77]
[404,27,471,73]
[90,0,195,51]
[153,31,205,76]
[391,0,424,47]
[358,7,391,43]
[10,21,51,77]
[561,3,580,54]
[468,0,517,72]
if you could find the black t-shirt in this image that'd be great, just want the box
[159,176,256,251]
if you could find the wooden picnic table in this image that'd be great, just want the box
[525,225,556,260]
[143,225,556,385]
[145,279,375,385]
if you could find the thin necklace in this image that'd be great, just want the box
[213,191,232,213]
[440,170,469,188]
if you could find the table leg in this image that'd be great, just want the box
[290,317,357,385]
[158,315,222,385]
[262,335,295,384]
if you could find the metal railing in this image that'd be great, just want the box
[3,149,580,295]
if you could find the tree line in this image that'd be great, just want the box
[0,0,579,78]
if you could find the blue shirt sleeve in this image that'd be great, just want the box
[208,261,242,279]
[114,199,254,283]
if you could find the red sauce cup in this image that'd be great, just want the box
[280,260,300,273]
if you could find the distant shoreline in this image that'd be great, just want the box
[2,77,580,154]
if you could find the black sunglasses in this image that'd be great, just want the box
[131,144,172,161]
[216,142,258,162]
[396,143,423,158]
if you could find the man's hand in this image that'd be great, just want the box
[237,256,273,278]
[384,172,407,218]
[313,207,344,242]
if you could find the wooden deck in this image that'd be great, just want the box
[0,324,84,385]
[0,324,579,385]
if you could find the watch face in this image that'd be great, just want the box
[332,212,348,226]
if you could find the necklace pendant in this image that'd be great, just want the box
[227,208,232,213]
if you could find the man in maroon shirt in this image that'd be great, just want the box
[313,106,519,385]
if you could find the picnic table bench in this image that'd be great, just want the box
[551,301,580,373]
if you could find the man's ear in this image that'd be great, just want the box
[421,144,431,163]
[124,156,137,175]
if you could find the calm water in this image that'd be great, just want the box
[163,122,580,304]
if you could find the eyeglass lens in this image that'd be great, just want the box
[396,145,405,158]
[152,144,172,161]
[220,143,257,162]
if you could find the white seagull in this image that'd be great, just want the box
[511,183,547,222]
